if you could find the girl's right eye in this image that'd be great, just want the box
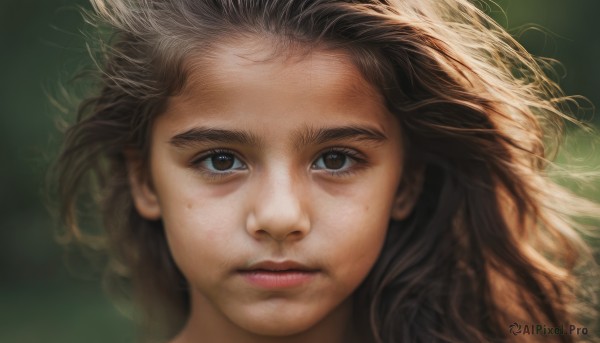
[191,150,247,175]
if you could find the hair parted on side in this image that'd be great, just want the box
[53,0,599,342]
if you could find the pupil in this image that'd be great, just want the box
[211,153,234,170]
[324,152,345,170]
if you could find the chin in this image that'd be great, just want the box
[234,310,322,337]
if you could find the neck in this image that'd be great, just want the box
[170,291,365,343]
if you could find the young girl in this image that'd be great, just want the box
[54,0,599,342]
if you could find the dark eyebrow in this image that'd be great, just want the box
[293,125,388,150]
[169,127,262,148]
[169,125,387,150]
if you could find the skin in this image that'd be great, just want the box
[128,39,419,343]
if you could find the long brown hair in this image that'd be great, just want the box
[53,0,599,342]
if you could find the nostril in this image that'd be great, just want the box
[259,228,296,242]
[251,225,309,242]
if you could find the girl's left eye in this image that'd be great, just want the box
[192,150,246,173]
[312,149,361,173]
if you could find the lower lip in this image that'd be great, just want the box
[239,270,317,289]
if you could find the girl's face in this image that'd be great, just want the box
[130,39,414,341]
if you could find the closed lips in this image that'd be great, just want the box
[237,261,320,288]
[239,260,318,272]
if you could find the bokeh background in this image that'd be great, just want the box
[1,0,598,342]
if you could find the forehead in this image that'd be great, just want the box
[177,37,384,108]
[157,37,398,144]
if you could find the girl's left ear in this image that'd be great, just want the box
[391,165,425,221]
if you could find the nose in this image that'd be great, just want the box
[246,167,311,242]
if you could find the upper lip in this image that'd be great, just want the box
[240,260,318,272]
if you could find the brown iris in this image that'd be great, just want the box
[322,152,346,170]
[211,153,235,170]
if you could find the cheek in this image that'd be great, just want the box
[316,185,394,280]
[163,193,240,237]
[155,183,243,278]
[153,160,240,238]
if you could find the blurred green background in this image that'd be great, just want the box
[0,0,598,342]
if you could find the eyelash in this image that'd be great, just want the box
[189,147,367,180]
[311,147,367,177]
[190,149,246,180]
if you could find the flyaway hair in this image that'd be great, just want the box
[53,0,599,342]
